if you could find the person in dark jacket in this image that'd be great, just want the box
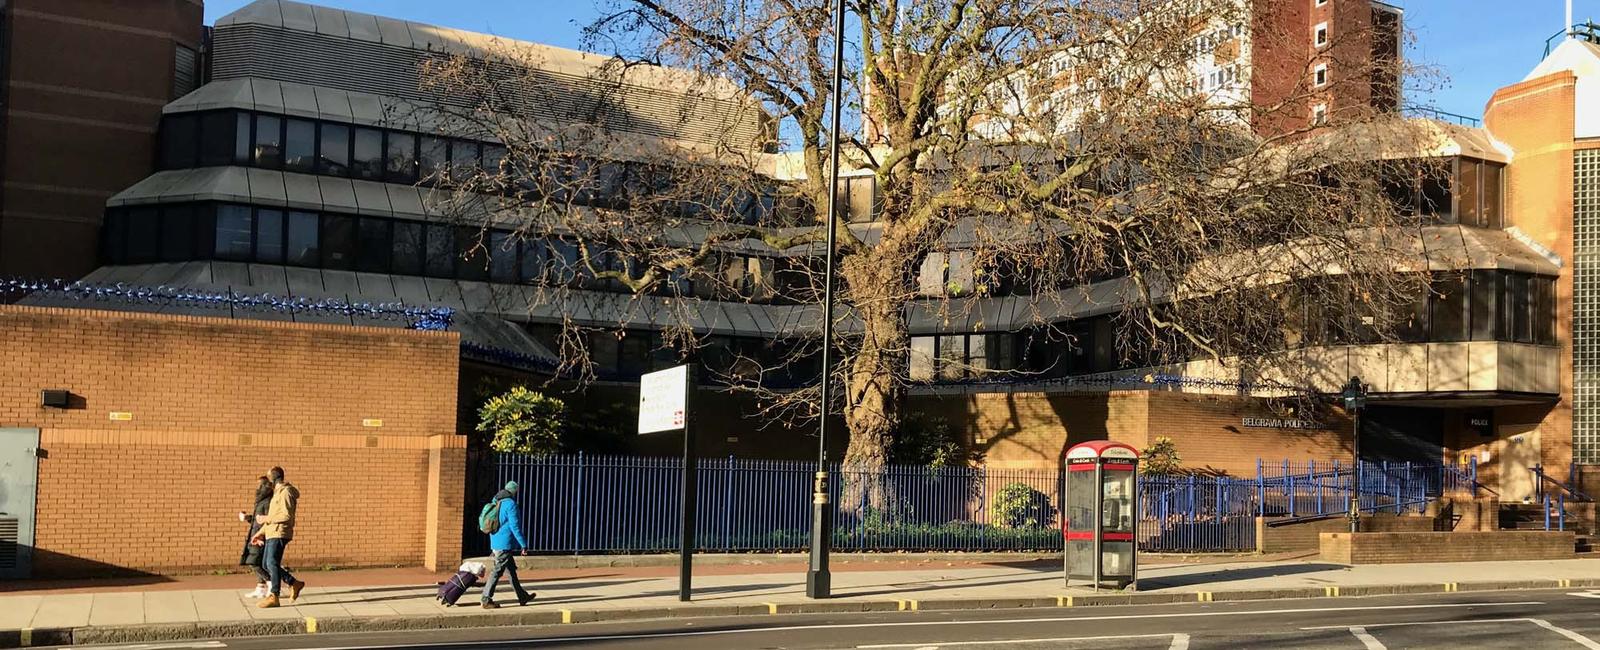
[238,476,273,598]
[480,481,534,609]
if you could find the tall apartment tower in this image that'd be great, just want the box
[0,0,204,279]
[1249,0,1403,136]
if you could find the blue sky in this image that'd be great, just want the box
[205,0,1594,119]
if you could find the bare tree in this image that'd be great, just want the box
[413,0,1444,476]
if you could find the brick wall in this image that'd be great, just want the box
[1320,531,1575,564]
[1484,72,1577,476]
[0,306,465,577]
[913,389,1350,476]
[1256,513,1434,553]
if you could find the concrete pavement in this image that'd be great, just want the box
[7,556,1600,646]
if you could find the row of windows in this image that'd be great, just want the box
[101,203,806,303]
[911,270,1559,384]
[156,110,809,225]
[1379,158,1505,229]
[522,325,821,386]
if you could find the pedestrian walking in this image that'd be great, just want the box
[238,475,274,598]
[252,466,306,608]
[479,480,534,609]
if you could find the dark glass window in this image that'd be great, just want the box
[419,136,448,183]
[320,214,356,269]
[1535,276,1556,345]
[352,128,384,180]
[456,226,490,281]
[127,208,160,263]
[284,119,316,173]
[385,132,417,183]
[1481,163,1503,229]
[103,210,128,265]
[1091,316,1116,373]
[357,218,391,273]
[193,204,215,260]
[987,333,1016,371]
[286,211,319,266]
[159,114,198,169]
[215,205,253,261]
[234,112,252,164]
[1430,274,1468,342]
[318,123,350,176]
[482,144,507,176]
[256,209,285,264]
[1419,167,1452,220]
[548,239,579,285]
[159,205,196,262]
[424,224,453,278]
[591,334,620,373]
[1456,159,1479,227]
[1396,288,1429,343]
[489,230,517,283]
[198,112,235,167]
[451,140,480,183]
[938,334,965,380]
[1471,269,1498,341]
[253,114,283,168]
[1501,272,1530,343]
[391,221,423,276]
[518,238,546,283]
[619,334,650,376]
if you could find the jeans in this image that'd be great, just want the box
[481,550,530,604]
[263,538,298,596]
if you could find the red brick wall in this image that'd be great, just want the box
[0,306,465,576]
[914,389,1351,476]
[1257,513,1434,553]
[1321,531,1575,564]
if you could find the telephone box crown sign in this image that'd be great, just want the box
[1065,441,1139,461]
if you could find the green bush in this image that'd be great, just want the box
[990,481,1054,528]
[477,387,566,455]
[1140,436,1183,476]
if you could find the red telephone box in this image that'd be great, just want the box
[1064,440,1139,590]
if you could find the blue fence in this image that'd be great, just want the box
[494,454,1470,555]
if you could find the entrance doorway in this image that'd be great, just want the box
[0,428,40,579]
[1498,423,1541,503]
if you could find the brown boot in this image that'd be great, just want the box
[257,594,280,609]
[288,580,306,601]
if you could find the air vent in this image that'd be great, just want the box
[0,517,18,570]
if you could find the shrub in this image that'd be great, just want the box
[477,387,566,455]
[1140,436,1183,476]
[990,481,1054,529]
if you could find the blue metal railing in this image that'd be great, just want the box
[491,454,1467,555]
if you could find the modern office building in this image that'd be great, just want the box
[3,0,1592,536]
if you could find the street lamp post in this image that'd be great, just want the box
[1341,376,1368,534]
[807,0,848,600]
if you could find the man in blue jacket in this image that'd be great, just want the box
[481,481,535,609]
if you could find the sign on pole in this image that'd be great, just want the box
[638,365,689,434]
[636,364,696,602]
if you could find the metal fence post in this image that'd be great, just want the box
[571,452,584,554]
[723,455,735,552]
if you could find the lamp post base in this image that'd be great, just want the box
[806,569,832,599]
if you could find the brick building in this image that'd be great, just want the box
[0,0,203,280]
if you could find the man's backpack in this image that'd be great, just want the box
[478,500,502,534]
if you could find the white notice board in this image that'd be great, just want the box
[638,365,688,434]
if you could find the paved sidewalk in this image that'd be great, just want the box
[5,556,1600,646]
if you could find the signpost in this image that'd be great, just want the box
[639,364,695,601]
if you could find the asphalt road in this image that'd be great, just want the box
[54,588,1600,650]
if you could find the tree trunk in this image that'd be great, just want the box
[837,252,909,514]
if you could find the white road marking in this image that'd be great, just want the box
[859,633,1187,648]
[74,644,227,650]
[1305,617,1600,650]
[1568,590,1600,599]
[1348,627,1386,650]
[286,600,1545,650]
[1531,618,1600,650]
